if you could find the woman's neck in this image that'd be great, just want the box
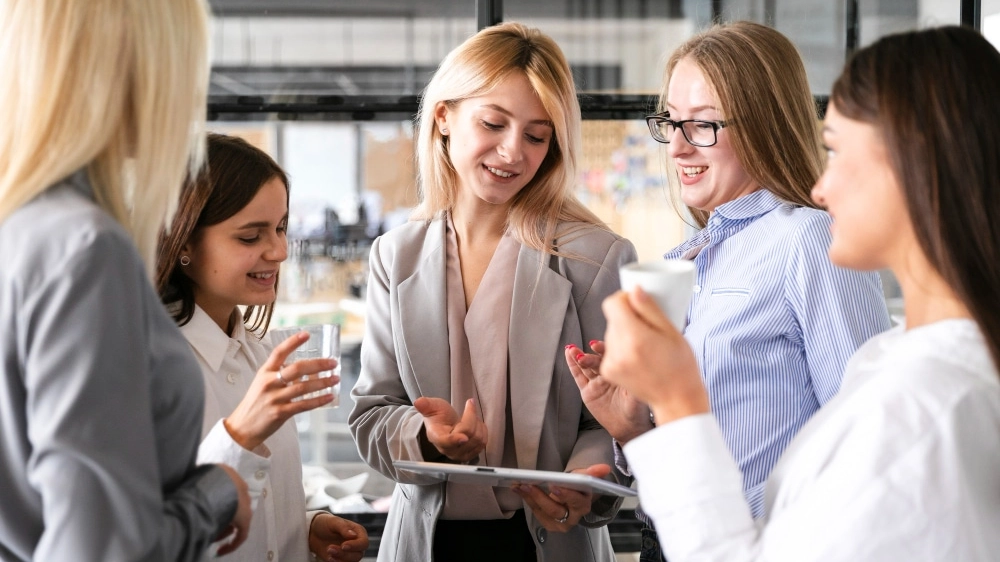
[201,302,241,337]
[451,197,509,247]
[894,250,971,329]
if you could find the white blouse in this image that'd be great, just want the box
[625,319,1000,561]
[181,306,315,561]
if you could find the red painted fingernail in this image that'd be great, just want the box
[589,340,599,348]
[575,353,585,361]
[565,344,575,350]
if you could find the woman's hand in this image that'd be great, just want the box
[600,288,710,425]
[513,464,611,532]
[213,464,252,556]
[308,513,370,562]
[413,397,488,463]
[224,332,339,451]
[565,341,653,444]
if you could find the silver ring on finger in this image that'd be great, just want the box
[556,507,569,524]
[276,367,290,386]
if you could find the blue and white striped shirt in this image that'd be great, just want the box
[621,189,891,519]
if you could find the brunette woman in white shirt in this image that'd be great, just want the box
[596,25,1000,562]
[157,133,369,562]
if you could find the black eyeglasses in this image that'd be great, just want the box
[645,111,728,147]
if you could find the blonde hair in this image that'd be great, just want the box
[0,0,210,276]
[662,21,823,227]
[413,21,606,254]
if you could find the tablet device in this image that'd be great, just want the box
[393,460,637,497]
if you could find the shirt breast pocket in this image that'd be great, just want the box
[710,287,751,297]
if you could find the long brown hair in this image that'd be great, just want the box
[661,21,823,227]
[157,133,289,336]
[831,25,1000,370]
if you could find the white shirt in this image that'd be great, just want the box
[181,305,315,561]
[625,319,1000,561]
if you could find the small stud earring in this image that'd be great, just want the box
[180,255,191,266]
[441,128,449,135]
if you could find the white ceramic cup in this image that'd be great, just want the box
[269,323,341,408]
[619,260,696,331]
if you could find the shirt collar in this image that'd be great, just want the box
[712,189,784,222]
[664,190,787,260]
[179,305,249,373]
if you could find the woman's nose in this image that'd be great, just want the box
[498,134,523,163]
[266,235,288,262]
[666,126,694,158]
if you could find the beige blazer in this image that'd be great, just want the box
[349,216,637,562]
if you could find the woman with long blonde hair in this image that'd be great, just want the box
[350,22,636,562]
[0,1,251,560]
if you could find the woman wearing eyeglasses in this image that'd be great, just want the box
[565,21,890,562]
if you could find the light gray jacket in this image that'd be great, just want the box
[350,216,637,562]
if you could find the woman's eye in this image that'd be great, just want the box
[695,122,714,130]
[526,134,546,144]
[481,120,503,131]
[239,236,260,244]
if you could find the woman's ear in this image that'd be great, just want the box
[434,102,451,136]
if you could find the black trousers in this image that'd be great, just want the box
[433,509,537,562]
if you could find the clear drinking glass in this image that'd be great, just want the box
[269,323,341,408]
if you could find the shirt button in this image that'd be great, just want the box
[262,488,268,498]
[226,373,236,384]
[711,218,721,226]
[535,527,547,544]
[693,285,702,293]
[255,470,266,480]
[267,551,274,561]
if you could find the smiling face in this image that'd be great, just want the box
[183,176,289,329]
[666,57,759,213]
[435,71,554,211]
[811,102,912,271]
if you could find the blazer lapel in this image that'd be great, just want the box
[396,222,450,401]
[508,246,572,469]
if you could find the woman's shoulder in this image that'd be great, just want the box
[847,320,998,410]
[553,221,634,257]
[373,217,440,250]
[765,203,832,233]
[1,181,141,286]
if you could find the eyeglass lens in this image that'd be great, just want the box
[651,120,718,146]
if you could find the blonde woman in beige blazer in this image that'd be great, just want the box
[349,22,637,562]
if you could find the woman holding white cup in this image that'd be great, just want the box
[157,134,368,562]
[566,21,891,562]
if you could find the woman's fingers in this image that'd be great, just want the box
[262,331,309,372]
[626,286,678,335]
[513,484,586,531]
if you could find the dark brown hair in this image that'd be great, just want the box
[156,133,289,336]
[662,21,823,227]
[831,25,1000,369]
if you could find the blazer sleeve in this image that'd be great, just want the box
[349,235,445,484]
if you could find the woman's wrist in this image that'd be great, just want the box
[223,417,261,452]
[649,394,710,426]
